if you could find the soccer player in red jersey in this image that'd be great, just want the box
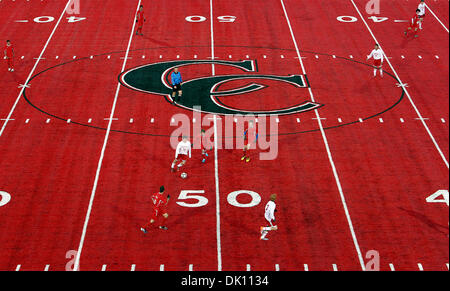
[242,120,258,163]
[4,40,14,72]
[135,5,146,36]
[404,9,422,38]
[200,129,213,163]
[141,186,170,233]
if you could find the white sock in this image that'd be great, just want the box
[380,69,383,76]
[171,162,176,169]
[178,163,183,168]
[374,69,377,76]
[260,231,268,239]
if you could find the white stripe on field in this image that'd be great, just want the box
[281,0,366,270]
[210,0,222,272]
[0,0,72,137]
[73,0,142,271]
[350,0,449,169]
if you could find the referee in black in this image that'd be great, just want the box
[171,67,183,103]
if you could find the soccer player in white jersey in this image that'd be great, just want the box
[417,0,426,29]
[367,44,384,78]
[171,136,191,172]
[260,194,278,241]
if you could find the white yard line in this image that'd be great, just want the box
[350,0,449,169]
[425,3,449,33]
[210,0,222,272]
[0,0,72,137]
[280,0,365,270]
[73,0,142,271]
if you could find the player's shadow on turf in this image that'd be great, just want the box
[398,207,449,236]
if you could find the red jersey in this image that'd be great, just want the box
[137,10,144,23]
[244,123,258,143]
[411,14,420,26]
[4,45,13,57]
[151,192,167,209]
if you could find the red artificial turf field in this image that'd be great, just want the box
[0,0,448,271]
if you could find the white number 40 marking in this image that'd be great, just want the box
[426,190,449,206]
[0,191,11,207]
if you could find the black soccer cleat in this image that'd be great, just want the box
[159,226,168,230]
[140,228,147,234]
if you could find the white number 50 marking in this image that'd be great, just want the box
[0,191,11,207]
[176,190,261,208]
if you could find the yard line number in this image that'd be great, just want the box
[32,16,86,23]
[176,190,261,208]
[337,16,389,23]
[186,15,236,23]
[426,190,449,206]
[0,191,11,207]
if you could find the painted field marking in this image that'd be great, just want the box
[435,55,439,59]
[104,118,118,121]
[283,0,365,270]
[44,265,50,271]
[304,264,309,271]
[389,263,395,271]
[441,118,446,123]
[129,118,134,123]
[194,55,198,59]
[189,264,194,271]
[296,118,300,123]
[275,264,280,271]
[0,118,14,121]
[25,119,30,124]
[351,0,449,169]
[246,264,251,271]
[176,55,180,59]
[73,0,143,272]
[131,264,136,271]
[417,263,423,271]
[379,118,384,123]
[88,118,92,123]
[101,264,107,271]
[160,264,164,271]
[46,119,51,124]
[333,264,338,271]
[150,118,154,123]
[15,265,21,271]
[338,118,342,123]
[446,263,449,270]
[67,119,71,123]
[246,55,249,59]
[400,118,405,123]
[425,3,449,33]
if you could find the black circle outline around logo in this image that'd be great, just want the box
[21,45,404,139]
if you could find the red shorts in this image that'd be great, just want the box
[138,20,144,27]
[151,206,167,220]
[373,59,382,67]
[177,154,188,161]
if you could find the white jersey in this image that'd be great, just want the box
[176,140,191,158]
[264,200,276,223]
[418,2,426,16]
[368,49,384,62]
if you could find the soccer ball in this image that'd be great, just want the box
[181,172,188,179]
